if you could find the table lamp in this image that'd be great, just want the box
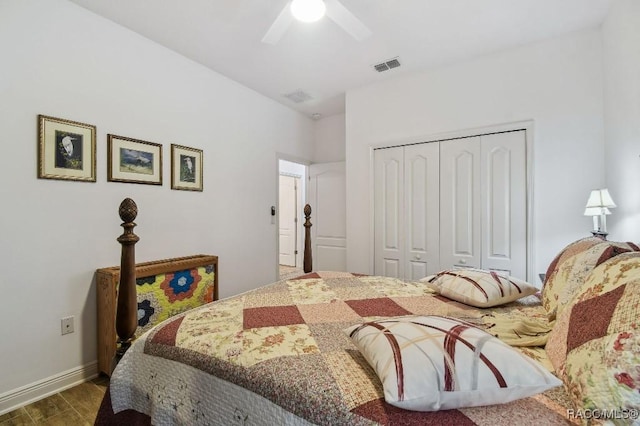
[584,188,616,239]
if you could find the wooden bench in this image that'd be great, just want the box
[96,254,218,376]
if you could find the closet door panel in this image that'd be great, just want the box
[374,147,404,278]
[486,146,510,258]
[481,131,527,279]
[383,259,401,278]
[440,137,481,270]
[404,143,440,279]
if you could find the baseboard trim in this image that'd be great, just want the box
[0,362,99,416]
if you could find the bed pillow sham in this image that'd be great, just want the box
[421,269,538,308]
[345,315,561,412]
[541,237,639,320]
[545,252,640,418]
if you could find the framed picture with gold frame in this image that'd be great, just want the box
[38,114,96,182]
[171,144,203,191]
[107,134,163,185]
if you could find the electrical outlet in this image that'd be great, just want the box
[61,316,74,335]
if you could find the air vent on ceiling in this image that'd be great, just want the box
[283,90,313,104]
[373,57,401,73]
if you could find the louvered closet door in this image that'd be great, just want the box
[480,131,527,279]
[374,147,404,278]
[404,143,440,279]
[440,137,482,270]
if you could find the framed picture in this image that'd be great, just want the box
[171,144,203,191]
[38,114,96,182]
[107,134,163,185]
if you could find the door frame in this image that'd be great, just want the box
[368,120,535,283]
[276,154,309,279]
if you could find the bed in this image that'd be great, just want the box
[95,198,582,425]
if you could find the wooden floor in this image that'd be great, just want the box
[0,376,108,425]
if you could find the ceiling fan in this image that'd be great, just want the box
[262,0,372,44]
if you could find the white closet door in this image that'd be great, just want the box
[374,129,528,280]
[480,131,527,279]
[440,137,481,270]
[374,147,404,278]
[404,143,440,279]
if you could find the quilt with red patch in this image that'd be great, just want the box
[103,272,574,425]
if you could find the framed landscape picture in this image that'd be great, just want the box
[171,144,203,191]
[107,135,162,185]
[38,114,96,182]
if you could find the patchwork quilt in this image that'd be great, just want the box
[102,272,575,425]
[134,264,217,337]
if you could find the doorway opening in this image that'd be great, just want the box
[278,158,307,280]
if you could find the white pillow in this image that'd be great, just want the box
[345,315,561,411]
[421,269,538,307]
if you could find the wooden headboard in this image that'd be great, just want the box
[100,197,312,375]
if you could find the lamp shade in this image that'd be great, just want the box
[584,207,611,216]
[290,0,326,22]
[585,189,616,209]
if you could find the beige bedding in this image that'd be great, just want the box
[101,272,574,425]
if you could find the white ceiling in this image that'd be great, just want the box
[68,0,613,119]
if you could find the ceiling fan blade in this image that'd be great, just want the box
[262,2,294,44]
[324,0,372,41]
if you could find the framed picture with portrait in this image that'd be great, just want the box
[107,134,163,185]
[171,144,203,191]
[37,114,96,182]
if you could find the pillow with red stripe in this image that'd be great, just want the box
[421,269,538,308]
[345,315,561,411]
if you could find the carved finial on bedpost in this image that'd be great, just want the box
[115,198,140,363]
[303,204,312,273]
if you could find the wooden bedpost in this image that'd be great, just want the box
[115,198,139,361]
[303,204,312,273]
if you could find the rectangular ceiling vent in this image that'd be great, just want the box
[373,57,401,73]
[283,90,313,104]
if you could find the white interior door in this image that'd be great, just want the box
[480,131,527,279]
[440,137,482,270]
[374,147,404,278]
[308,162,347,271]
[404,143,440,279]
[279,175,297,266]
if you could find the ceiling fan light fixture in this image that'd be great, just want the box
[290,0,326,23]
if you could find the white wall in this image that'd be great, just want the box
[0,0,313,401]
[603,0,640,242]
[313,113,346,162]
[345,29,606,279]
